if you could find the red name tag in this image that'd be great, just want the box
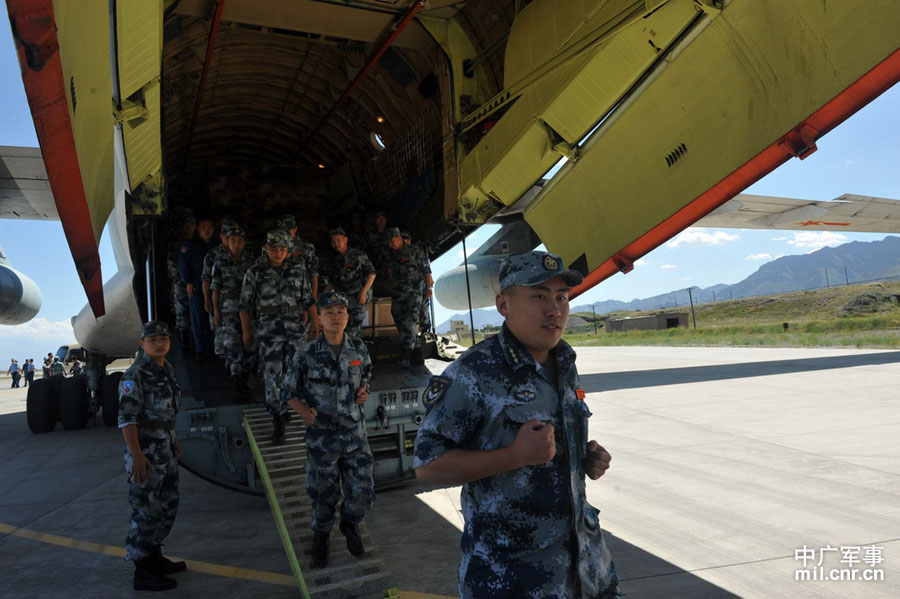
[576,389,586,399]
[350,360,361,366]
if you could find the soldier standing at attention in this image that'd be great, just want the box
[211,225,254,395]
[386,227,433,365]
[414,251,620,599]
[118,321,185,591]
[277,214,321,306]
[326,228,376,338]
[283,292,374,567]
[202,220,238,360]
[178,218,219,359]
[240,230,315,444]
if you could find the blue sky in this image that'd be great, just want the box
[1,13,898,358]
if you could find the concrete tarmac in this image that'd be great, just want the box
[1,346,898,598]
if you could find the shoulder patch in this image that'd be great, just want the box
[423,375,451,408]
[122,380,135,395]
[576,388,586,400]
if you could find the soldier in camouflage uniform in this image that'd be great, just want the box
[167,215,195,347]
[276,214,320,305]
[366,211,392,277]
[49,357,65,376]
[386,227,433,364]
[202,220,238,359]
[69,359,83,376]
[118,321,186,592]
[414,251,620,599]
[211,225,254,395]
[403,230,433,333]
[284,292,374,567]
[240,230,316,444]
[326,228,376,338]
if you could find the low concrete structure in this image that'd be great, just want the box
[606,311,688,332]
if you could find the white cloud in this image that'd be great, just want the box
[660,264,678,270]
[635,259,648,267]
[745,253,772,261]
[771,236,788,241]
[0,319,75,360]
[0,318,73,339]
[785,232,848,249]
[667,228,740,247]
[680,277,692,281]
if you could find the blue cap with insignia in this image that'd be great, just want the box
[317,291,348,309]
[141,320,171,338]
[266,229,291,248]
[386,227,401,239]
[499,251,584,292]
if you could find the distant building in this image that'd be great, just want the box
[449,320,468,335]
[606,312,689,333]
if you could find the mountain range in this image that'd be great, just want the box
[435,236,900,332]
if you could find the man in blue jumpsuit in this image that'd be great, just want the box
[178,218,219,358]
[414,251,621,599]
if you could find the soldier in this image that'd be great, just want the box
[202,220,239,360]
[365,211,391,276]
[211,225,254,394]
[403,230,433,333]
[283,292,374,567]
[167,214,196,348]
[43,353,52,378]
[386,227,433,365]
[69,359,83,376]
[23,359,35,386]
[49,356,65,376]
[178,218,219,358]
[118,321,185,592]
[414,251,620,599]
[326,228,376,338]
[240,230,315,444]
[276,214,320,303]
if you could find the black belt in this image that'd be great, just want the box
[139,418,175,431]
[258,305,302,315]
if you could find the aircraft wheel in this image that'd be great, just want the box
[48,373,66,399]
[26,378,57,433]
[102,372,123,427]
[59,375,89,430]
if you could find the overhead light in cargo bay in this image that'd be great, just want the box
[376,115,386,123]
[317,163,326,169]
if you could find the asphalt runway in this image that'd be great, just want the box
[1,346,898,598]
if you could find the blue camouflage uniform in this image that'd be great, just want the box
[240,230,314,416]
[328,228,376,338]
[387,228,431,350]
[414,251,620,599]
[202,242,231,357]
[283,293,375,533]
[49,359,65,376]
[210,230,253,377]
[118,327,181,562]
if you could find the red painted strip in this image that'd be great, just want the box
[8,0,105,316]
[571,48,900,300]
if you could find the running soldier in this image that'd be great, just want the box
[240,230,316,444]
[211,225,254,395]
[118,321,186,591]
[284,292,374,567]
[326,228,376,338]
[386,227,433,365]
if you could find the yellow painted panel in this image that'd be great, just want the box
[523,0,900,274]
[53,0,114,243]
[122,84,161,188]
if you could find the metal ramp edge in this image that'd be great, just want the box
[243,407,400,599]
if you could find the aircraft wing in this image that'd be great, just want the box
[695,194,900,233]
[0,146,58,220]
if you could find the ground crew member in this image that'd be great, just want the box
[284,292,374,567]
[211,225,254,395]
[277,214,320,303]
[8,358,20,388]
[414,251,620,599]
[49,356,65,376]
[178,218,219,358]
[202,220,238,359]
[43,353,52,378]
[386,227,433,365]
[167,214,196,348]
[326,228,376,338]
[240,230,315,444]
[23,359,35,386]
[118,321,186,592]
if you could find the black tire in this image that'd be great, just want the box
[48,373,66,400]
[102,371,123,427]
[26,378,57,433]
[59,374,89,430]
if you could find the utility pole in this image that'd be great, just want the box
[824,269,830,288]
[845,265,850,286]
[591,304,598,334]
[687,287,697,329]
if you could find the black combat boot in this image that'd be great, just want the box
[311,531,329,567]
[410,346,425,365]
[134,557,177,591]
[151,545,186,575]
[272,414,285,445]
[339,520,365,557]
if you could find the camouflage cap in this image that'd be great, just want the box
[276,214,297,229]
[400,230,411,241]
[227,225,246,238]
[266,229,292,248]
[328,227,346,238]
[316,291,348,309]
[141,320,171,338]
[220,219,239,235]
[499,251,584,292]
[386,226,401,239]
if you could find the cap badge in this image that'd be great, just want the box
[543,255,559,271]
